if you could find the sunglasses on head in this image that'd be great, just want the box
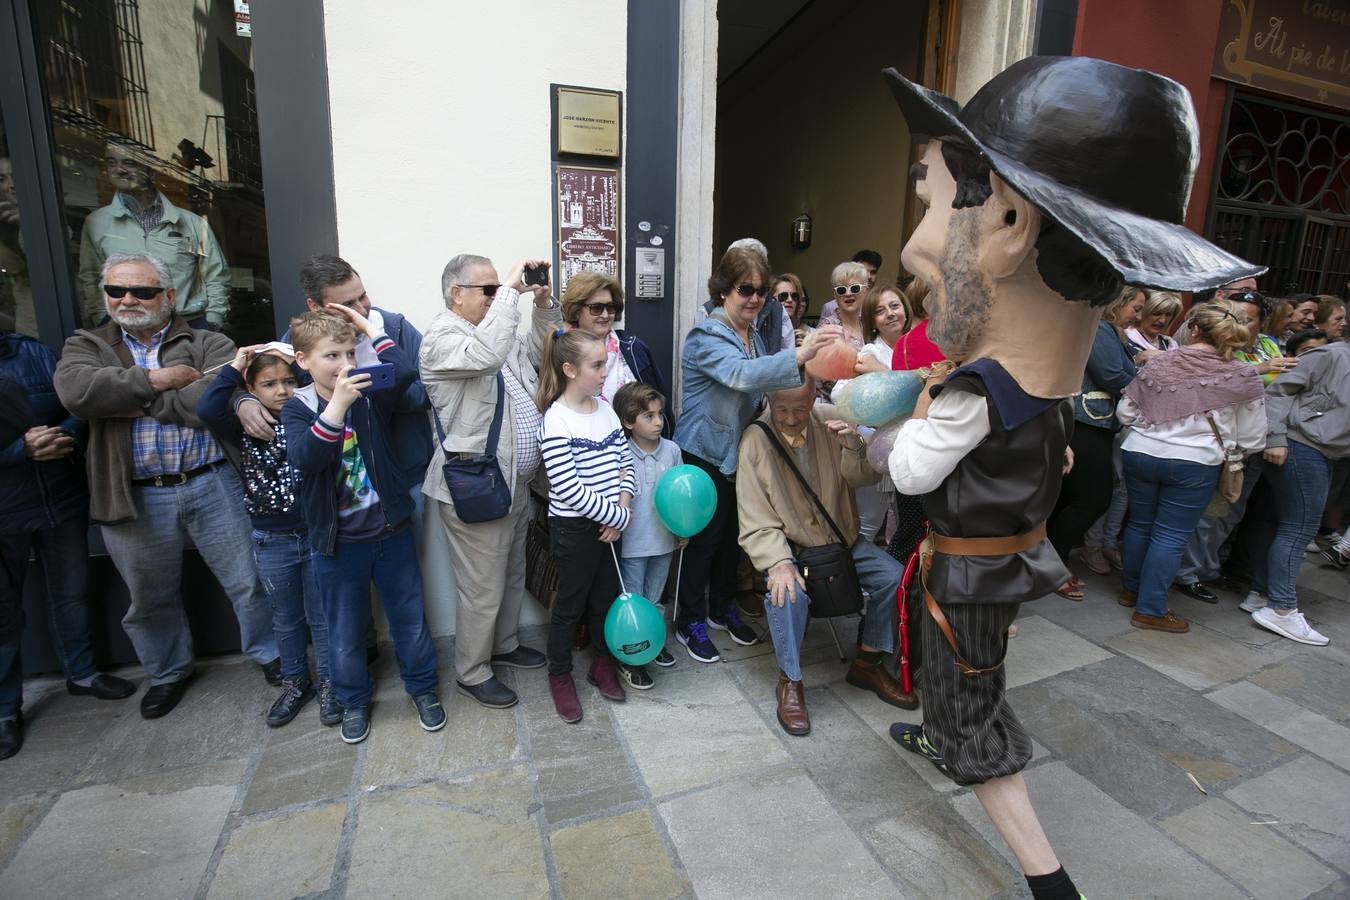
[734,283,769,298]
[775,291,800,303]
[103,285,164,300]
[834,284,864,296]
[583,302,618,316]
[456,283,501,298]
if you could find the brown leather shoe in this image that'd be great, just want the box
[1131,610,1189,633]
[776,672,810,736]
[1118,590,1137,608]
[845,659,919,710]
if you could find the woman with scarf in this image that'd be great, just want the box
[1114,300,1266,634]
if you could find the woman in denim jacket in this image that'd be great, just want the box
[1047,287,1142,599]
[670,248,842,663]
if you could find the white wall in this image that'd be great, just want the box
[323,0,628,333]
[323,0,628,635]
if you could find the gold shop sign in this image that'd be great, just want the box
[1214,0,1350,111]
[555,87,621,158]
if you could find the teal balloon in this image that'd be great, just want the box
[835,370,924,426]
[604,593,666,665]
[654,464,717,538]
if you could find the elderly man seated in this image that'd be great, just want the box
[736,379,916,736]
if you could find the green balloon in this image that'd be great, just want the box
[604,593,666,665]
[653,464,718,538]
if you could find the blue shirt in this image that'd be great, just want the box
[622,436,682,558]
[122,323,222,478]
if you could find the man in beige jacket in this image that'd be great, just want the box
[736,379,915,737]
[420,254,560,710]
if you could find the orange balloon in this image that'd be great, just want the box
[804,341,859,382]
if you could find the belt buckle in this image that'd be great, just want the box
[151,474,166,487]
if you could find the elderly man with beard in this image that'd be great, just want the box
[55,253,277,719]
[881,58,1263,900]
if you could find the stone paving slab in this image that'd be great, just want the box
[346,767,548,899]
[0,687,128,799]
[550,808,687,900]
[659,769,901,899]
[953,761,1246,899]
[0,760,244,899]
[1226,755,1350,871]
[1022,588,1136,645]
[1247,652,1350,724]
[240,716,355,816]
[0,796,50,870]
[610,665,793,799]
[1002,614,1114,689]
[863,798,1020,899]
[207,801,345,899]
[1207,681,1350,771]
[363,684,520,788]
[1160,798,1340,900]
[1105,622,1295,691]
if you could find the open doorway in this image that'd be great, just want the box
[713,0,936,319]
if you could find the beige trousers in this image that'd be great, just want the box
[435,475,531,686]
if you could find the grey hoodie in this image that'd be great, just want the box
[1264,341,1350,460]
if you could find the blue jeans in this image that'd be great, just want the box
[763,540,899,681]
[618,552,675,605]
[1120,451,1220,618]
[312,527,438,709]
[252,529,330,682]
[1175,456,1262,584]
[1085,433,1127,551]
[0,516,97,684]
[1262,441,1332,611]
[101,468,277,685]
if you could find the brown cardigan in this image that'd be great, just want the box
[53,315,237,524]
[735,409,877,573]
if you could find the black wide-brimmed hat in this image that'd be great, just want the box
[883,57,1264,293]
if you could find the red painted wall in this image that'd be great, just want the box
[1072,0,1227,234]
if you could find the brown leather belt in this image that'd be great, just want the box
[921,522,1046,677]
[930,522,1047,557]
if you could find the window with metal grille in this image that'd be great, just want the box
[217,45,263,190]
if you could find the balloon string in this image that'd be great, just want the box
[610,542,627,596]
[672,547,683,627]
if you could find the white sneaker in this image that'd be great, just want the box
[1252,607,1329,646]
[1240,591,1267,613]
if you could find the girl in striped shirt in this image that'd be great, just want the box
[536,330,636,723]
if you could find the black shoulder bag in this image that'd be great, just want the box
[433,372,512,523]
[749,421,863,618]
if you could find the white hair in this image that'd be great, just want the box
[101,252,172,290]
[727,237,768,263]
[441,253,492,303]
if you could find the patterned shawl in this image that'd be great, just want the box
[1121,343,1264,425]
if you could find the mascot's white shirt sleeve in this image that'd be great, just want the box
[888,390,990,495]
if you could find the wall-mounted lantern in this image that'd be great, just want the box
[792,213,812,250]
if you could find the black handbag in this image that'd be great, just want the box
[433,372,513,523]
[525,490,559,609]
[750,421,863,618]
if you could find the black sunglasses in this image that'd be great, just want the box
[103,285,165,300]
[456,283,501,298]
[735,284,769,298]
[834,283,864,296]
[583,302,619,315]
[775,291,800,303]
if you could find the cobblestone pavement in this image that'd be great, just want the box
[1,560,1347,899]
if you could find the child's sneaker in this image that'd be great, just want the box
[677,622,721,663]
[618,664,654,690]
[652,647,676,668]
[316,678,342,727]
[413,691,447,732]
[549,673,582,723]
[587,656,627,701]
[707,607,758,646]
[1252,607,1329,646]
[1240,591,1268,613]
[266,676,314,728]
[340,705,371,744]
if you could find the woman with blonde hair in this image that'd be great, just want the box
[1114,300,1266,633]
[1125,289,1182,363]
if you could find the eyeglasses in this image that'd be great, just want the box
[775,291,800,303]
[582,302,618,316]
[734,284,769,298]
[103,285,164,300]
[455,283,501,298]
[834,284,864,296]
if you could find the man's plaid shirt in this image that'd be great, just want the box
[122,323,222,479]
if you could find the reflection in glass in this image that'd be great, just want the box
[0,127,38,337]
[33,0,274,343]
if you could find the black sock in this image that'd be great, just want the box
[1026,867,1078,900]
[856,649,884,665]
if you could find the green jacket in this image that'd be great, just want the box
[77,192,230,328]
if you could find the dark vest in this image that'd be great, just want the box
[921,359,1072,605]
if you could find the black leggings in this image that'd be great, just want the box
[674,452,737,631]
[1048,424,1116,560]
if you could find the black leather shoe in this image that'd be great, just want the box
[260,658,283,686]
[140,676,192,719]
[66,673,136,700]
[456,676,518,709]
[266,677,315,728]
[1175,581,1219,604]
[490,646,546,669]
[0,713,22,760]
